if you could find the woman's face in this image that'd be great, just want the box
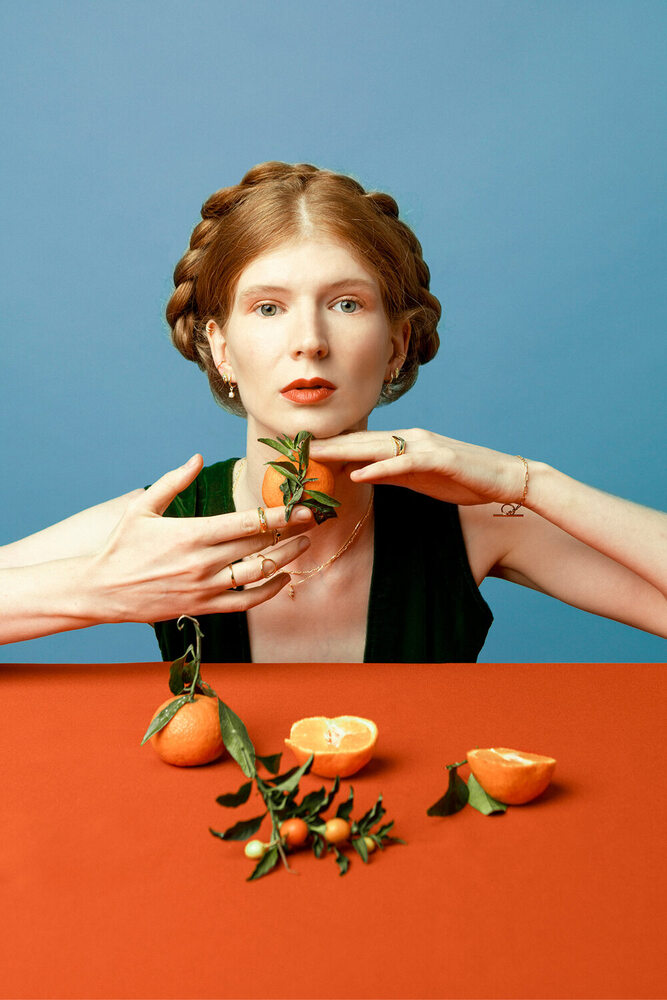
[206,236,410,440]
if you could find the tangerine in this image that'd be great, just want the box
[285,715,378,778]
[149,695,226,767]
[262,458,335,508]
[467,747,556,805]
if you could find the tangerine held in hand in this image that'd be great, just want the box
[262,458,335,508]
[285,715,378,778]
[149,695,226,767]
[467,747,556,804]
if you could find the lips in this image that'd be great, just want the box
[280,378,337,404]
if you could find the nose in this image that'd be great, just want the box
[288,306,329,360]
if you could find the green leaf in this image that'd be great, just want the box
[257,437,298,461]
[426,764,470,816]
[269,754,313,794]
[466,773,508,815]
[295,786,330,817]
[351,837,369,864]
[217,699,256,778]
[256,753,282,775]
[320,775,341,812]
[336,786,354,821]
[140,694,190,745]
[247,844,280,882]
[209,813,266,841]
[215,781,253,808]
[302,490,341,507]
[306,501,338,524]
[266,460,301,484]
[312,833,326,858]
[168,651,194,695]
[375,820,396,838]
[357,794,386,834]
[333,846,349,876]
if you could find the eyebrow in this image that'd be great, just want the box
[237,278,377,303]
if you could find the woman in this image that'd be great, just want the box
[1,161,665,661]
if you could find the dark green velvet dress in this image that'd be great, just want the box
[151,459,493,663]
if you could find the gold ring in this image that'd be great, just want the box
[391,435,407,457]
[228,563,238,588]
[261,558,277,578]
[273,528,282,545]
[257,507,268,532]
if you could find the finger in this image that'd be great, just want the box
[221,534,310,589]
[216,512,314,562]
[195,503,314,546]
[215,572,293,613]
[310,433,413,462]
[141,454,204,516]
[349,453,419,482]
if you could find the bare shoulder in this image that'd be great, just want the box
[0,488,145,569]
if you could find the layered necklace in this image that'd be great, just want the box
[232,457,374,599]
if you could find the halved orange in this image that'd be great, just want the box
[285,716,378,778]
[467,747,556,804]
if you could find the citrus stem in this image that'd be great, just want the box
[255,778,296,875]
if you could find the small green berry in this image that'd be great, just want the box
[244,839,267,860]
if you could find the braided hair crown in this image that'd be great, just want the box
[166,161,441,416]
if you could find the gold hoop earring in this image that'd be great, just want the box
[216,362,237,399]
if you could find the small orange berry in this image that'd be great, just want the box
[323,818,351,845]
[279,817,309,848]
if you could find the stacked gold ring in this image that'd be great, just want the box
[257,507,268,532]
[391,435,407,457]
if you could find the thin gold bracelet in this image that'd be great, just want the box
[493,455,529,517]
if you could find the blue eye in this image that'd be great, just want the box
[256,303,280,317]
[334,299,361,313]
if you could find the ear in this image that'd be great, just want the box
[205,320,234,377]
[385,319,411,378]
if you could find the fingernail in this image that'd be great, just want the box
[294,507,312,522]
[183,455,198,469]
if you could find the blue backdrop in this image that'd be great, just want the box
[1,0,665,662]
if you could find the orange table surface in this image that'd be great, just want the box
[1,660,665,1000]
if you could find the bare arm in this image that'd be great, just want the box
[310,431,667,638]
[487,462,667,637]
[0,455,314,646]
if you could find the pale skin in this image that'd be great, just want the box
[1,234,665,658]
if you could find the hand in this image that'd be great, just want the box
[310,429,528,507]
[89,455,314,623]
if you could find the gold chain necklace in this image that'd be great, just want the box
[232,457,374,599]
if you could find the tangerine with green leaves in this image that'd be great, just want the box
[262,458,335,508]
[149,695,226,767]
[279,817,310,848]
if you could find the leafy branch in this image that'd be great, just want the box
[211,757,405,881]
[258,430,340,524]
